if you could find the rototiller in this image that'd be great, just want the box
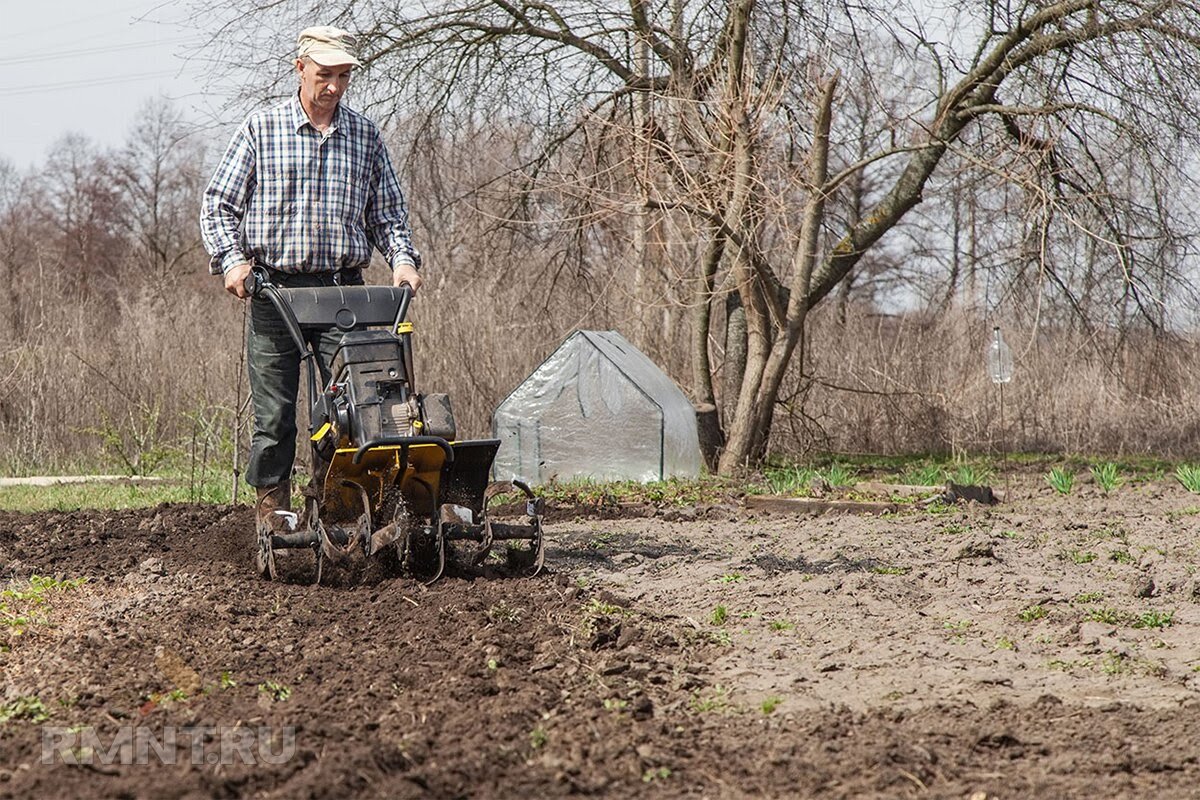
[244,268,544,583]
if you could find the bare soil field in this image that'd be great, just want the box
[3,478,1200,798]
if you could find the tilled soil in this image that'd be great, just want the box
[3,482,1200,798]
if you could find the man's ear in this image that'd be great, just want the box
[295,58,306,76]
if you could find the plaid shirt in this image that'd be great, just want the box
[200,93,419,276]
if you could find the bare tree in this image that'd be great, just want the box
[113,98,207,279]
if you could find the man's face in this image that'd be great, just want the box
[296,58,352,114]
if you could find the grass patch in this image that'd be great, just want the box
[762,465,821,495]
[761,462,856,494]
[0,471,230,512]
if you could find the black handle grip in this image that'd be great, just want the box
[393,284,413,333]
[244,266,268,297]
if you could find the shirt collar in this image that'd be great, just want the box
[288,92,346,136]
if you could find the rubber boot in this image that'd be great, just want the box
[255,481,292,532]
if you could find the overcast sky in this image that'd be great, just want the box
[0,0,221,169]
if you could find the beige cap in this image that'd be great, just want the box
[297,26,361,66]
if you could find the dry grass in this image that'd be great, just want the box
[5,260,1197,480]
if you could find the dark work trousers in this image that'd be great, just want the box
[245,269,363,488]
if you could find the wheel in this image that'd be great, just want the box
[255,522,277,580]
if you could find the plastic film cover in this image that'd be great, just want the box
[492,331,703,485]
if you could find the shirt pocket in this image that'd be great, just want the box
[342,157,372,219]
[255,161,300,214]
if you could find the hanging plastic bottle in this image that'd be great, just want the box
[987,326,1013,384]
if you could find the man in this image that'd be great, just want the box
[200,26,422,529]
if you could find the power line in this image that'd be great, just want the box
[0,38,191,67]
[0,70,180,98]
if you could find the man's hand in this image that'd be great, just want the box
[393,262,423,294]
[224,262,253,298]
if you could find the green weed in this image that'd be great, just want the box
[1176,464,1200,493]
[1100,652,1130,675]
[1091,462,1122,493]
[2,575,88,603]
[713,573,744,584]
[1046,467,1075,495]
[706,629,733,646]
[1019,604,1049,622]
[995,637,1016,651]
[1133,610,1175,629]
[257,681,291,702]
[769,619,795,632]
[900,464,947,486]
[1062,549,1097,564]
[760,696,782,714]
[710,605,729,626]
[529,726,548,749]
[0,696,50,724]
[948,464,993,486]
[219,671,236,689]
[603,698,628,712]
[763,465,821,495]
[486,601,523,624]
[0,575,89,638]
[1074,592,1105,604]
[584,598,624,617]
[1087,607,1126,625]
[1109,550,1134,564]
[821,463,857,488]
[642,767,672,783]
[690,685,730,713]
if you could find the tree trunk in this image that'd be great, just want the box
[692,231,725,407]
[723,292,747,427]
[719,72,839,472]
